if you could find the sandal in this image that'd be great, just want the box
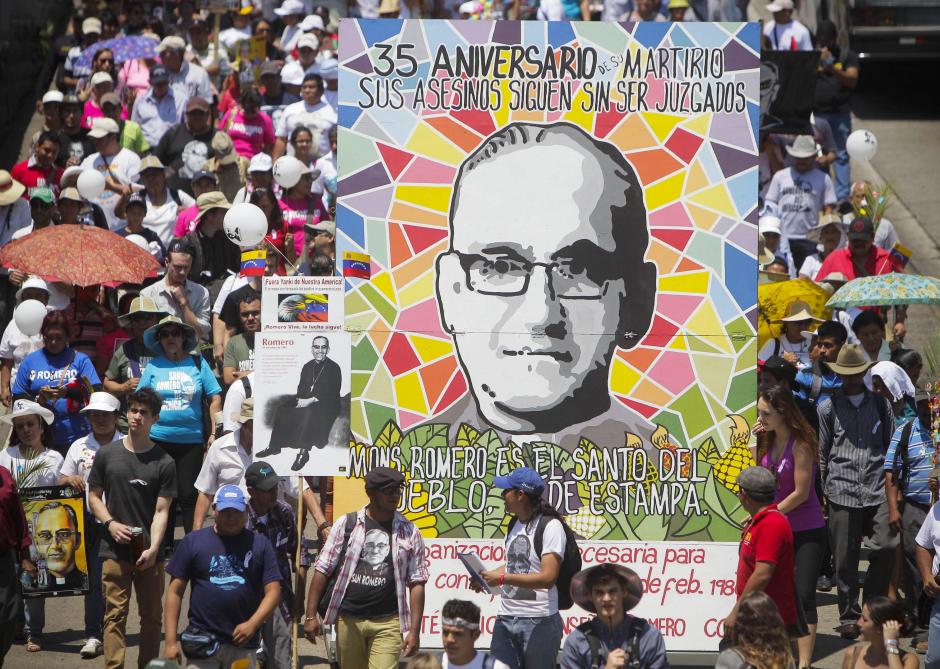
[25,636,41,652]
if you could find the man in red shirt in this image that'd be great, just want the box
[10,131,64,199]
[727,466,802,637]
[815,216,903,281]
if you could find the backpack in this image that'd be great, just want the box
[578,616,644,669]
[241,374,252,399]
[317,512,357,617]
[507,512,582,610]
[891,419,917,492]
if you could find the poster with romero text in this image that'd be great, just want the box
[337,19,760,651]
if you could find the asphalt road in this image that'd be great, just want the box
[5,56,940,669]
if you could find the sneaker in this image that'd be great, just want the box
[816,575,833,592]
[80,638,103,658]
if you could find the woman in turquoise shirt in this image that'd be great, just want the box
[138,316,221,538]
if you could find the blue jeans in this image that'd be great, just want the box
[84,522,103,640]
[817,110,852,201]
[927,596,940,669]
[24,598,44,638]
[490,613,563,669]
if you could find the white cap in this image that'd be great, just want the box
[459,1,480,12]
[80,392,121,414]
[274,0,305,15]
[297,34,320,51]
[88,116,120,138]
[42,90,64,105]
[316,57,338,80]
[280,61,305,86]
[766,0,794,10]
[248,153,273,173]
[15,276,50,301]
[758,215,782,236]
[157,35,187,53]
[299,14,325,32]
[60,165,83,188]
[0,399,54,426]
[90,71,113,87]
[82,17,102,35]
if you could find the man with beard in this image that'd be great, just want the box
[222,290,259,386]
[256,335,341,471]
[59,95,96,167]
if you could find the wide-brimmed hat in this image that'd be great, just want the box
[143,316,198,355]
[193,191,230,224]
[778,300,823,323]
[0,170,26,206]
[211,133,238,166]
[15,276,50,301]
[786,135,817,159]
[828,343,873,375]
[819,271,848,287]
[231,398,254,424]
[758,215,781,237]
[138,155,168,175]
[570,564,643,614]
[806,212,843,241]
[0,399,54,425]
[119,295,166,326]
[157,35,187,53]
[59,187,83,203]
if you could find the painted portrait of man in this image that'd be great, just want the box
[33,501,86,589]
[435,121,658,452]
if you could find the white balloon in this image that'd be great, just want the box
[273,155,305,189]
[223,203,269,248]
[14,299,47,336]
[76,170,106,200]
[846,130,878,161]
[125,234,150,251]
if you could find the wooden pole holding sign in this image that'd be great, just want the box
[293,474,303,669]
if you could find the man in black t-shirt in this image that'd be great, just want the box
[59,95,96,168]
[88,388,176,669]
[154,97,224,197]
[814,19,860,202]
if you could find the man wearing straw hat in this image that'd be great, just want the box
[758,300,823,370]
[177,191,240,302]
[818,343,898,639]
[0,170,32,323]
[561,563,667,669]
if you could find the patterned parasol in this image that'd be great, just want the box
[74,35,160,70]
[827,274,940,308]
[0,224,161,287]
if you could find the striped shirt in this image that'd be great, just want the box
[818,390,895,508]
[885,419,936,505]
[315,508,428,633]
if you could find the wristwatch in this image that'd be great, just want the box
[104,519,114,529]
[317,521,330,534]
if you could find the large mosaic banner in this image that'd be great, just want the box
[337,19,760,650]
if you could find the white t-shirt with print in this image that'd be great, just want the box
[757,334,812,369]
[0,319,44,381]
[61,431,124,508]
[916,504,940,573]
[443,652,511,669]
[764,167,837,240]
[80,149,142,231]
[0,446,63,488]
[145,188,195,248]
[499,515,566,617]
[276,100,337,159]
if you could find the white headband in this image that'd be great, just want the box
[442,617,479,631]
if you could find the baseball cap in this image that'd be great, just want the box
[191,170,218,185]
[214,484,247,511]
[758,215,782,237]
[364,466,405,491]
[259,61,280,78]
[248,153,273,173]
[150,64,170,83]
[305,219,334,236]
[62,93,82,108]
[245,461,279,491]
[211,132,237,166]
[847,216,875,240]
[29,187,55,205]
[126,192,147,209]
[280,61,304,87]
[299,14,325,32]
[100,92,121,108]
[81,392,121,414]
[82,17,102,35]
[761,355,797,384]
[88,117,120,138]
[139,155,167,173]
[737,466,777,497]
[91,71,114,87]
[42,90,64,105]
[274,0,305,15]
[766,0,794,10]
[157,35,187,53]
[493,466,545,493]
[297,34,320,52]
[317,58,338,81]
[186,96,210,113]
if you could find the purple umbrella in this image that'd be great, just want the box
[75,34,161,70]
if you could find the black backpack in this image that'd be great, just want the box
[507,512,582,610]
[578,616,644,669]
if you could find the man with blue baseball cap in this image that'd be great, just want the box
[164,484,281,668]
[475,467,569,668]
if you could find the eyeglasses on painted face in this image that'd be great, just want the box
[35,529,77,545]
[452,251,613,299]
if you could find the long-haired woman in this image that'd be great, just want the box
[843,597,918,669]
[756,385,826,669]
[718,591,794,669]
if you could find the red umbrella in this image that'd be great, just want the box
[0,224,161,287]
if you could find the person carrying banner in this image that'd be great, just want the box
[0,463,36,667]
[88,388,176,669]
[474,467,569,669]
[561,563,667,669]
[303,466,428,669]
[438,599,509,669]
[59,391,124,659]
